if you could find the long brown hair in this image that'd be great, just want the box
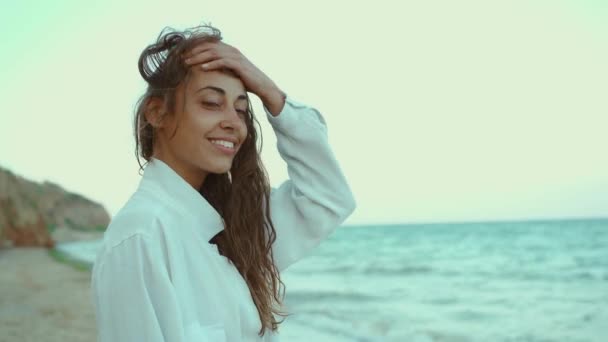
[133,24,288,336]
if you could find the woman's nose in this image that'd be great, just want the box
[220,109,242,129]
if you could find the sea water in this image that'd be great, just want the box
[277,219,608,341]
[58,218,608,341]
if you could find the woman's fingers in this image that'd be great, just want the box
[182,41,237,65]
[182,42,214,59]
[182,42,243,74]
[183,50,240,73]
[197,57,238,72]
[183,49,217,66]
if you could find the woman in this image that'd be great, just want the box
[91,24,356,341]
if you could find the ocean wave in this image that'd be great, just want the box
[286,290,381,303]
[293,263,434,276]
[364,264,434,276]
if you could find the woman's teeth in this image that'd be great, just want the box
[210,139,235,149]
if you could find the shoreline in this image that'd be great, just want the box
[0,247,97,341]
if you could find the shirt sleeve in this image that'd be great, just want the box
[263,95,357,272]
[91,229,186,342]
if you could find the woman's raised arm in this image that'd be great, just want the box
[264,95,357,272]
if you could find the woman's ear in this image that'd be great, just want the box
[144,97,167,128]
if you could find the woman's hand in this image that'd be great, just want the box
[182,41,286,115]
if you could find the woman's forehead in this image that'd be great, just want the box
[189,68,246,95]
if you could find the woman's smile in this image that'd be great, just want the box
[209,139,237,155]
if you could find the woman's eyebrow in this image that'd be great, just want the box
[197,86,248,101]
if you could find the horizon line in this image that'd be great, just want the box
[343,215,608,228]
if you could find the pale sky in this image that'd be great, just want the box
[1,0,606,225]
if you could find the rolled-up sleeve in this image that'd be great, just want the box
[91,231,185,342]
[264,95,357,272]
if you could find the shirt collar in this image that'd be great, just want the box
[139,157,224,242]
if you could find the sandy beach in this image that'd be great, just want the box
[0,247,97,342]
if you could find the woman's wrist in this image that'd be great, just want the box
[260,85,286,116]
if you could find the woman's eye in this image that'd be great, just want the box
[203,101,220,107]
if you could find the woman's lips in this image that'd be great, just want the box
[209,139,236,155]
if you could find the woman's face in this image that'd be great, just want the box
[152,67,249,189]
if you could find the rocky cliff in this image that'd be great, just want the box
[0,166,110,248]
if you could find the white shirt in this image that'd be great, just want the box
[90,95,357,342]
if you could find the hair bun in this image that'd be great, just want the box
[137,24,222,88]
[138,29,183,86]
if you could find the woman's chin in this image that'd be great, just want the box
[208,164,232,175]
